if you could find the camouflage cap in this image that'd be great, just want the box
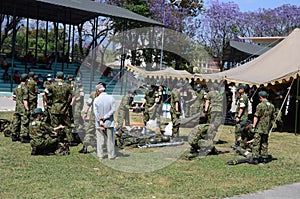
[56,71,64,79]
[212,83,219,90]
[258,91,268,98]
[20,73,28,81]
[32,108,44,115]
[236,84,245,90]
[68,74,74,79]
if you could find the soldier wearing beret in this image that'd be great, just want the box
[29,108,66,155]
[250,91,275,164]
[170,82,184,137]
[27,71,39,119]
[44,71,73,145]
[234,84,249,147]
[11,73,30,143]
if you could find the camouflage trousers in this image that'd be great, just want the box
[82,117,96,147]
[143,105,157,125]
[30,136,58,151]
[188,124,215,150]
[171,112,180,137]
[29,99,37,120]
[50,113,72,143]
[11,112,29,138]
[252,132,269,159]
[208,111,223,126]
[73,105,84,132]
[116,109,130,129]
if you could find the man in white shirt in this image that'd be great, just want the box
[93,82,117,160]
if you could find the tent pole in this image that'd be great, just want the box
[295,76,299,134]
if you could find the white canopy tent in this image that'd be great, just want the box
[194,28,300,87]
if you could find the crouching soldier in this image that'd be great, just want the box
[29,108,66,155]
[232,120,253,158]
[187,122,220,159]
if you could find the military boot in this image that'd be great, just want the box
[11,135,20,142]
[78,145,88,154]
[31,147,37,155]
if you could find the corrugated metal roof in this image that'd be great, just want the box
[0,0,163,25]
[230,40,271,56]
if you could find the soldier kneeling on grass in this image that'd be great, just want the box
[187,122,220,159]
[29,108,67,155]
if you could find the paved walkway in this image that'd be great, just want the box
[225,182,300,199]
[1,93,299,199]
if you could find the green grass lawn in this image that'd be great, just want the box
[0,111,300,198]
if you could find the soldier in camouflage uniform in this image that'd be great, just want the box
[195,84,206,113]
[141,85,158,126]
[11,73,30,143]
[170,83,183,137]
[250,91,275,164]
[44,71,73,144]
[42,74,53,123]
[78,85,101,153]
[72,77,85,135]
[204,83,224,126]
[188,122,219,157]
[27,71,39,119]
[185,87,197,118]
[234,84,249,147]
[155,83,163,127]
[116,91,134,129]
[67,75,75,125]
[29,108,66,155]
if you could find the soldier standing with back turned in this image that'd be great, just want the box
[27,71,39,119]
[170,82,183,138]
[250,91,275,164]
[11,73,30,143]
[44,71,73,146]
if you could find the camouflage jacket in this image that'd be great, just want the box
[29,119,54,139]
[45,79,73,114]
[170,88,181,114]
[27,77,39,102]
[235,93,249,121]
[196,89,206,111]
[144,89,156,107]
[13,83,29,114]
[86,91,97,120]
[73,85,85,106]
[119,94,131,111]
[254,100,275,134]
[205,90,223,113]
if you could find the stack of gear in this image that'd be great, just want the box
[0,119,12,137]
[116,126,170,148]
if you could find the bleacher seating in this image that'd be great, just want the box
[0,58,131,96]
[0,59,79,92]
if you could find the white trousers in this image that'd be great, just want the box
[96,127,116,159]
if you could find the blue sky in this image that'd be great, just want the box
[206,0,300,12]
